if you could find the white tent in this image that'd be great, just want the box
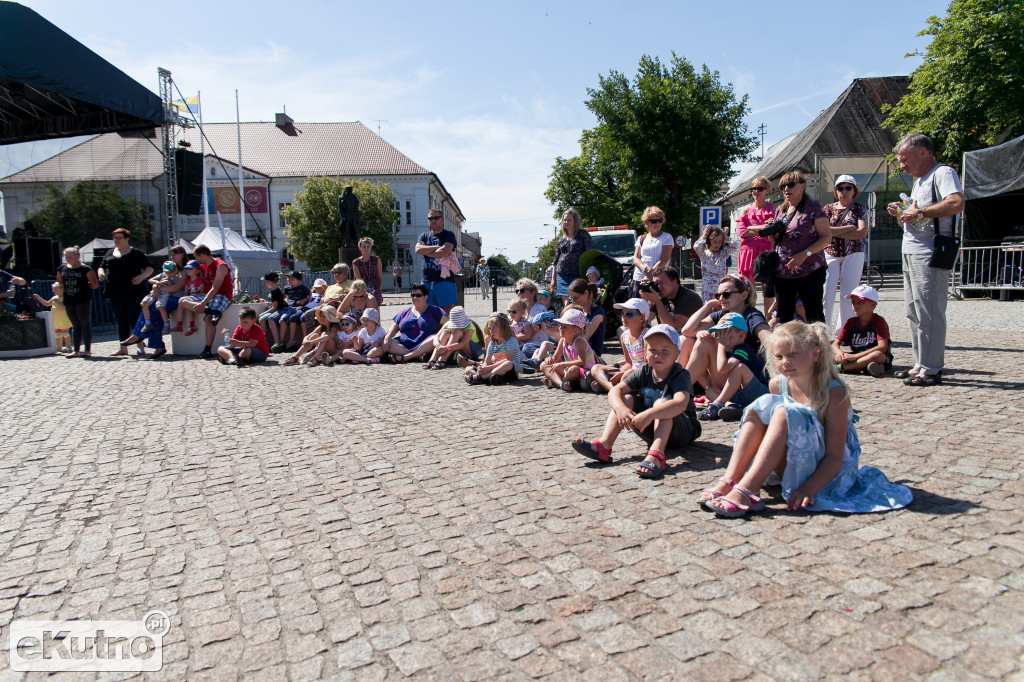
[190,226,279,288]
[80,238,114,266]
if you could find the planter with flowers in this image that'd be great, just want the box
[0,309,56,358]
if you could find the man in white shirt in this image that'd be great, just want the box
[887,133,965,386]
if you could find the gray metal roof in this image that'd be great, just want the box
[1,121,431,183]
[724,77,911,202]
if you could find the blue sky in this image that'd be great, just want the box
[2,0,948,261]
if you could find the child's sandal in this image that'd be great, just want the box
[571,438,612,464]
[706,484,765,518]
[697,477,736,509]
[636,451,667,479]
[282,357,299,366]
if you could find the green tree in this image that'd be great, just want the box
[282,177,397,269]
[485,254,520,284]
[534,236,559,281]
[882,0,1024,164]
[25,181,152,249]
[546,53,755,237]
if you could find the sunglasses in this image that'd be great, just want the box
[751,186,767,192]
[427,216,443,221]
[780,181,802,190]
[341,321,355,326]
[646,218,664,224]
[713,291,741,299]
[506,309,520,314]
[515,288,532,294]
[353,294,366,298]
[622,311,642,318]
[836,185,855,192]
[410,293,425,298]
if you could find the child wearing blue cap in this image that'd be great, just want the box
[697,312,769,421]
[571,323,700,479]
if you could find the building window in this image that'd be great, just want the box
[406,212,411,225]
[278,202,291,228]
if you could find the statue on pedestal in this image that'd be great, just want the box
[337,186,360,248]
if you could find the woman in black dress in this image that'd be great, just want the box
[56,245,99,357]
[97,228,153,355]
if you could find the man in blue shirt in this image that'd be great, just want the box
[415,209,458,313]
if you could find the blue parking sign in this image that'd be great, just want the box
[700,206,721,228]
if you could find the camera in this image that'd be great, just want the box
[638,280,660,294]
[758,219,787,238]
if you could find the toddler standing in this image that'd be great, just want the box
[694,224,736,302]
[33,282,72,352]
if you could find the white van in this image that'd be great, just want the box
[586,225,637,267]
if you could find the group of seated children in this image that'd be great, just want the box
[564,280,909,520]
[281,305,386,366]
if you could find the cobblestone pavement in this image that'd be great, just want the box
[1,290,1022,680]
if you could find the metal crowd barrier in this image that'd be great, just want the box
[956,244,1024,298]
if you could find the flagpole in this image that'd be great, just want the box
[199,91,209,230]
[236,89,245,238]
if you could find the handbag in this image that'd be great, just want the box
[926,169,960,270]
[752,250,779,283]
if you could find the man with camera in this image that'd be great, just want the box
[639,265,704,331]
[0,269,28,312]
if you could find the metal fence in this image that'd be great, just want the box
[956,244,1024,297]
[29,279,117,330]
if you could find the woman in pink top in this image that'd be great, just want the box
[736,175,775,315]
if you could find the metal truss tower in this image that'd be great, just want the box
[158,68,193,249]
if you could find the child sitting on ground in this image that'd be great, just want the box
[571,324,700,479]
[540,308,595,392]
[424,305,472,369]
[536,289,553,312]
[282,305,339,366]
[259,271,287,347]
[464,312,523,386]
[217,306,269,366]
[326,314,360,365]
[343,308,386,364]
[140,261,183,332]
[694,224,736,302]
[699,321,912,517]
[696,312,770,421]
[832,285,891,377]
[589,298,649,393]
[33,282,72,353]
[178,261,205,336]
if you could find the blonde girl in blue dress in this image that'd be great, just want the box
[699,321,912,517]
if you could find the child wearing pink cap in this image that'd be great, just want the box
[540,308,596,391]
[831,285,891,376]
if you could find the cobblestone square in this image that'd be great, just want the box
[1,291,1022,680]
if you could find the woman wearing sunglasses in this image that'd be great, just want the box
[679,275,771,370]
[630,206,674,297]
[765,171,832,324]
[736,175,776,315]
[822,175,869,334]
[382,284,448,362]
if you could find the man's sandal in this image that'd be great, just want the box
[636,451,667,479]
[905,372,942,387]
[893,369,919,380]
[571,438,612,464]
[706,484,766,518]
[697,477,736,509]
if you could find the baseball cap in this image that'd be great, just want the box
[613,298,650,318]
[709,312,749,333]
[162,261,176,273]
[834,174,857,188]
[554,308,586,329]
[312,278,328,288]
[341,314,359,325]
[644,323,681,350]
[845,284,879,303]
[182,260,199,270]
[537,289,551,299]
[361,308,381,325]
[532,310,556,326]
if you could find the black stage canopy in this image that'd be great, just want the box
[0,2,164,145]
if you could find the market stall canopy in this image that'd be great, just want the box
[962,134,1024,243]
[0,2,165,145]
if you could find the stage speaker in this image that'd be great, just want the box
[13,236,58,276]
[175,148,204,215]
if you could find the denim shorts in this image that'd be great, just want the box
[425,280,457,308]
[732,377,770,408]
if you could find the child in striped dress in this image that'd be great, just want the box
[464,312,522,386]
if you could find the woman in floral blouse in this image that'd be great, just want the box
[822,174,869,334]
[766,170,833,324]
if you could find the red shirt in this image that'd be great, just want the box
[233,323,270,355]
[200,258,234,299]
[837,313,890,355]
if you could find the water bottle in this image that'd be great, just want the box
[223,330,231,347]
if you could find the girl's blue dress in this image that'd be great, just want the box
[741,376,912,513]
